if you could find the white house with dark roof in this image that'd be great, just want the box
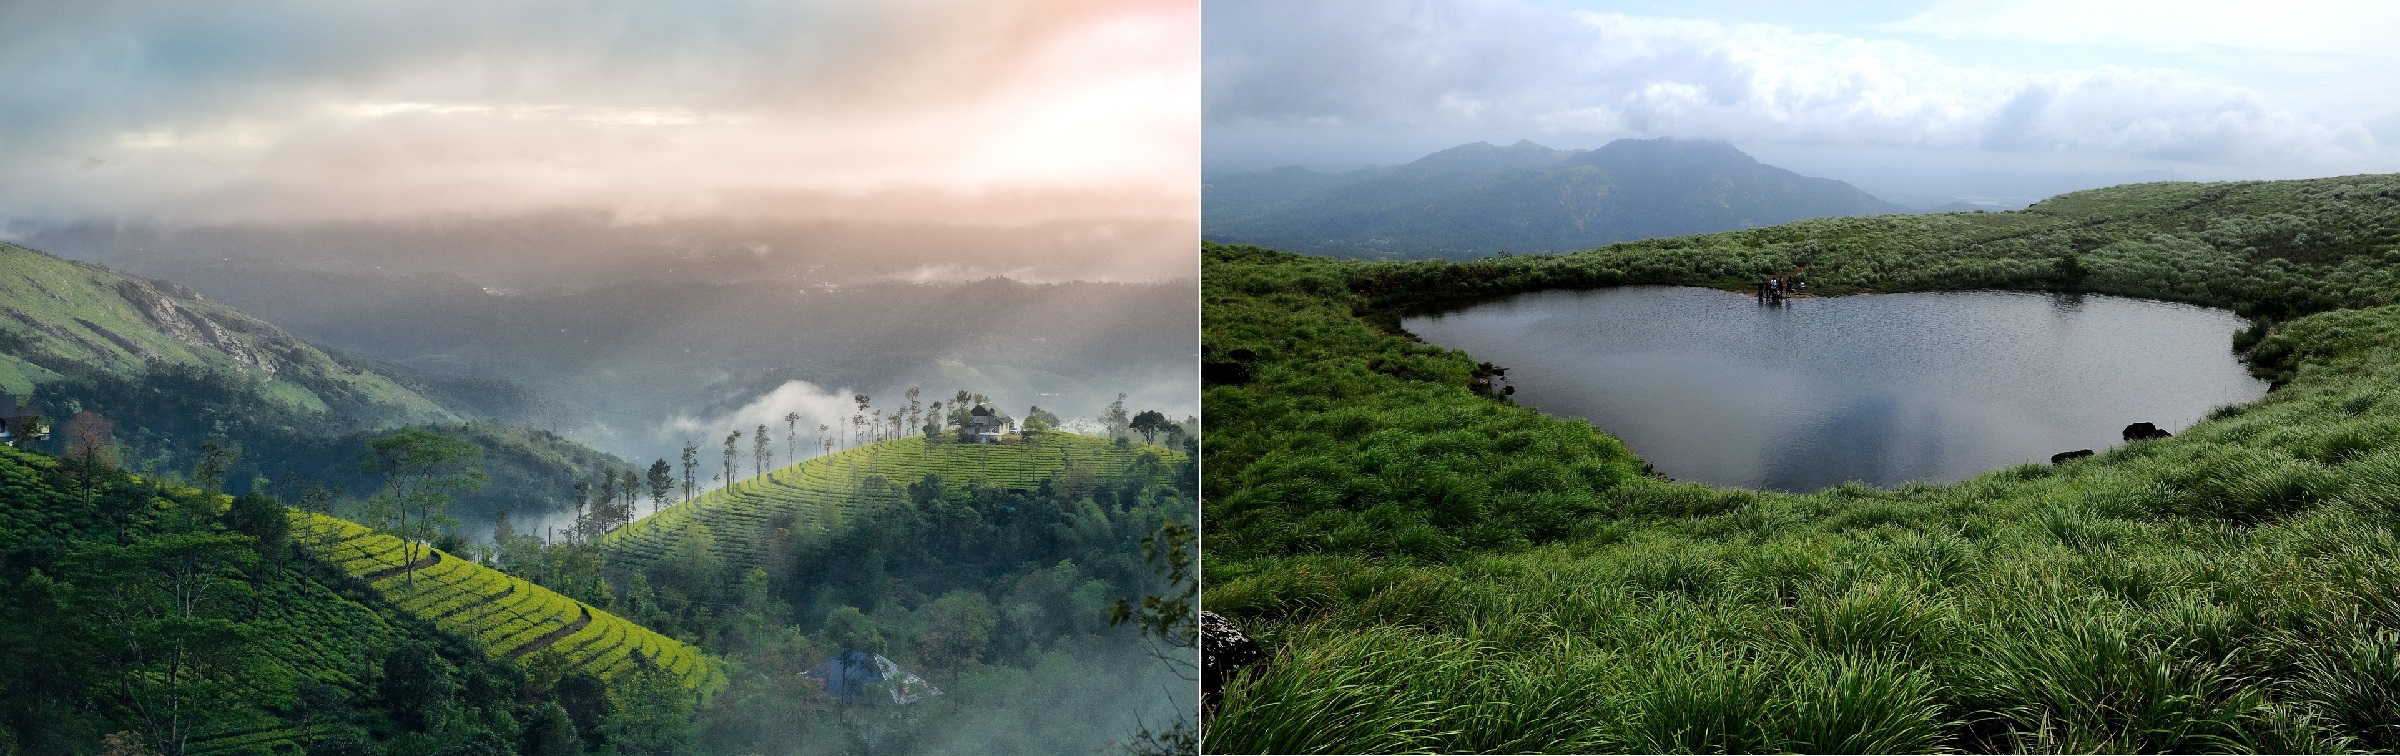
[0,396,46,445]
[961,404,1006,444]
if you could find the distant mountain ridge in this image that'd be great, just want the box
[1204,138,1908,260]
[0,241,625,520]
[0,241,452,421]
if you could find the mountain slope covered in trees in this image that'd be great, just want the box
[1202,173,2400,752]
[0,242,630,522]
[0,242,449,422]
[566,430,1197,754]
[1203,138,1906,261]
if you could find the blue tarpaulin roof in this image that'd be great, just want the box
[807,649,939,705]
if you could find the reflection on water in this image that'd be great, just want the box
[1404,287,2269,492]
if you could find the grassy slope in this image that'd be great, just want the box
[1203,174,2400,753]
[0,242,453,421]
[601,432,1183,577]
[294,511,724,696]
[2,242,635,522]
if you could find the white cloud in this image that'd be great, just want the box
[662,380,862,470]
[1881,0,2400,58]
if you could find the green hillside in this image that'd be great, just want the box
[0,444,544,754]
[1,242,634,522]
[582,428,1199,754]
[297,512,724,695]
[1203,173,2400,752]
[0,241,451,420]
[601,432,1183,577]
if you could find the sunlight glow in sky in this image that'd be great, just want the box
[0,1,1198,231]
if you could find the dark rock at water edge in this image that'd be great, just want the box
[1202,610,1262,708]
[2123,422,2173,441]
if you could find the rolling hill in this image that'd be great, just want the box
[0,241,630,522]
[601,432,1184,580]
[1203,137,1906,261]
[0,241,450,421]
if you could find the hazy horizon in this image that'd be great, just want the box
[1206,0,2400,208]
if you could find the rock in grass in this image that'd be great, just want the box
[1202,611,1261,707]
[2051,449,2095,464]
[2123,422,2173,441]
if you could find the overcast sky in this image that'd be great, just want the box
[0,0,1196,277]
[1206,0,2400,204]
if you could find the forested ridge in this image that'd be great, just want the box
[1203,173,2400,752]
[566,431,1199,754]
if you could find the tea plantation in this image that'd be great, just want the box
[298,512,724,695]
[601,432,1182,577]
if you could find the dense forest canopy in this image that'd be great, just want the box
[1202,173,2400,753]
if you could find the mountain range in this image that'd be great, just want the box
[1204,137,1908,260]
[0,241,624,521]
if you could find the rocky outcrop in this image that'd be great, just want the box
[1202,610,1263,709]
[2122,422,2173,442]
[115,277,277,374]
[2051,449,2095,464]
[117,278,204,348]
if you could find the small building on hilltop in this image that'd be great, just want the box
[960,404,1006,444]
[805,649,940,705]
[0,396,46,446]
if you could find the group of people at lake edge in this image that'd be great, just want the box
[1756,274,1805,302]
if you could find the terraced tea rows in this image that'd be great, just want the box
[293,512,724,694]
[601,433,1180,575]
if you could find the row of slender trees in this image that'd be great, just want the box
[523,388,1194,553]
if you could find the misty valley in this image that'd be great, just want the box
[0,238,1199,755]
[1404,286,2268,492]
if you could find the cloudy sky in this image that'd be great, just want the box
[0,0,1196,278]
[1206,0,2400,205]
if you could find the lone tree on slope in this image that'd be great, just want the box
[784,412,802,463]
[679,443,698,504]
[361,428,484,583]
[723,430,741,487]
[754,423,771,479]
[646,459,673,519]
[1130,410,1171,446]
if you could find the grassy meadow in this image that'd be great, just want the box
[1202,174,2400,752]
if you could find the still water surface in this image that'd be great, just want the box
[1404,287,2270,492]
